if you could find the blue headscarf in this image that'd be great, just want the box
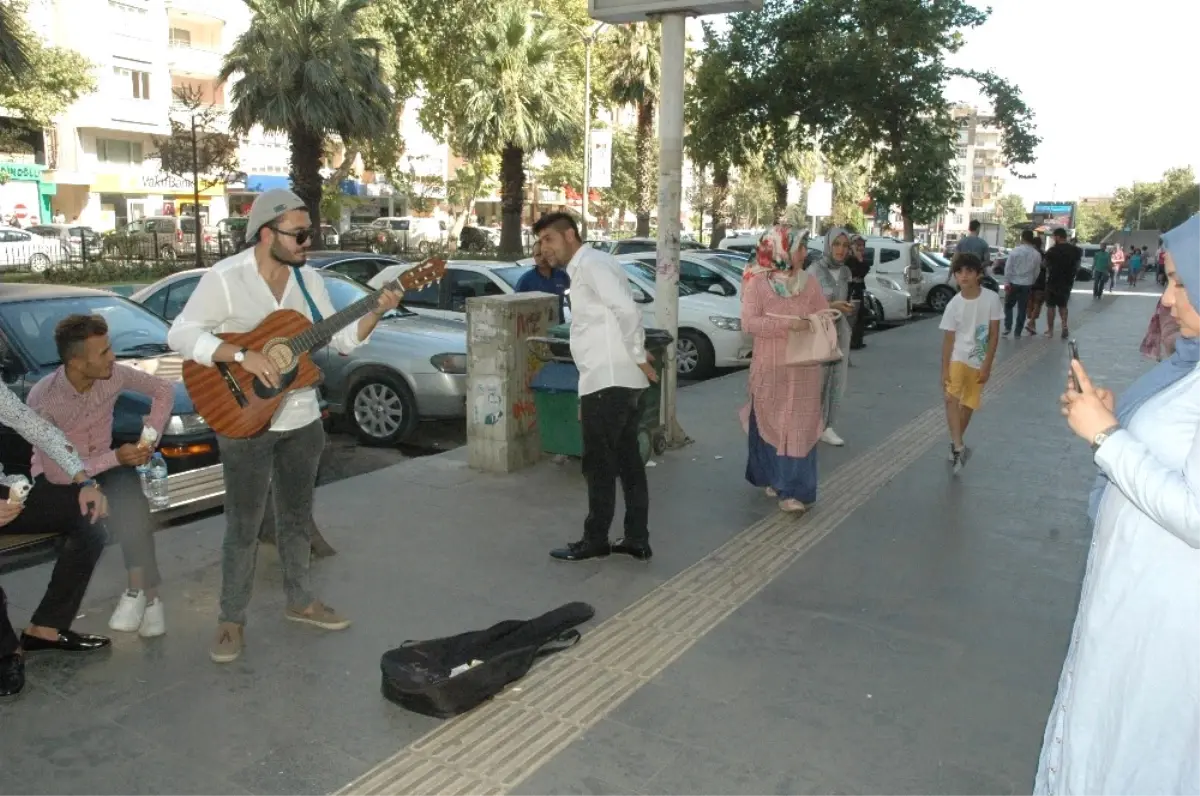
[1088,214,1200,521]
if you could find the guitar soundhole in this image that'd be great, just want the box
[251,338,300,400]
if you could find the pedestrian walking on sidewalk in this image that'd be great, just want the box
[809,227,856,446]
[1127,246,1143,286]
[1111,245,1125,290]
[738,226,828,513]
[846,234,870,350]
[1091,245,1113,298]
[534,212,657,563]
[1042,214,1200,796]
[1003,229,1041,335]
[939,253,1003,474]
[1042,228,1080,339]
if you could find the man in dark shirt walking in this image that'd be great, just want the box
[955,220,991,264]
[1041,228,1081,339]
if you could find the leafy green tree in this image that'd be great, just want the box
[0,1,93,156]
[602,22,660,236]
[1111,167,1199,233]
[995,194,1028,246]
[449,2,578,255]
[220,0,394,235]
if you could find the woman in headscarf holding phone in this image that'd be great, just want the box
[1039,214,1200,795]
[739,225,828,513]
[809,227,856,446]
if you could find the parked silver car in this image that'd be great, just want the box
[130,269,468,446]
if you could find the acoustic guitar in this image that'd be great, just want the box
[182,259,446,438]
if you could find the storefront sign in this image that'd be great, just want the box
[0,162,45,182]
[141,173,195,191]
[92,172,225,197]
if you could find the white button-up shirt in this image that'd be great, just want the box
[1004,243,1043,287]
[566,244,648,397]
[167,248,368,432]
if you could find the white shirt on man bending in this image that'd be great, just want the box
[167,247,367,432]
[565,245,649,397]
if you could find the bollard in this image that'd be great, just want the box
[465,292,559,473]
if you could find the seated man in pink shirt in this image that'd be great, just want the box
[25,314,173,638]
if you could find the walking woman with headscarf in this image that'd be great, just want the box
[1039,214,1200,795]
[739,226,828,513]
[809,227,857,446]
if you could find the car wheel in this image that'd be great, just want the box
[159,245,177,261]
[348,369,419,447]
[677,329,715,380]
[927,285,955,313]
[866,297,884,329]
[28,253,51,273]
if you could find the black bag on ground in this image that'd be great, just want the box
[380,601,595,718]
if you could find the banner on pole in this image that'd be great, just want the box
[589,129,613,189]
[806,180,832,218]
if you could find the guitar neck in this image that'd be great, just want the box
[289,282,391,355]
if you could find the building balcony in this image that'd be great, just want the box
[167,44,223,78]
[166,0,228,24]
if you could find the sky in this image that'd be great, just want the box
[945,0,1197,208]
[690,0,1199,210]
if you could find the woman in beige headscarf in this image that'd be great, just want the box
[808,227,856,446]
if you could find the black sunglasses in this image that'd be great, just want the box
[268,225,312,245]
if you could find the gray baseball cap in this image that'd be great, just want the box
[244,188,308,244]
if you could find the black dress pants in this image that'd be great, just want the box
[0,477,107,631]
[848,281,867,349]
[1,586,18,656]
[581,387,649,545]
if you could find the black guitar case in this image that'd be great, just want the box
[380,601,595,718]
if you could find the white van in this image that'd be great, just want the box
[808,235,925,301]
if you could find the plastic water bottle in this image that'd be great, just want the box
[147,453,170,510]
[136,462,151,497]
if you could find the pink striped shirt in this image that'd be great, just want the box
[27,363,173,485]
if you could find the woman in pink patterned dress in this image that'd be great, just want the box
[739,226,829,513]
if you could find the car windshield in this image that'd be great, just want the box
[621,261,698,295]
[0,295,172,367]
[319,273,414,317]
[491,265,531,288]
[925,252,951,268]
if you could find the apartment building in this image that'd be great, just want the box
[940,104,1006,242]
[10,0,255,230]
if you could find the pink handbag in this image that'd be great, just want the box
[770,309,843,365]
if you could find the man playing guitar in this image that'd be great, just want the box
[168,189,401,663]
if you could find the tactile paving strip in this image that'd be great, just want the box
[338,305,1101,796]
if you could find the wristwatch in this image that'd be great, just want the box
[80,478,99,490]
[233,347,247,364]
[1091,424,1121,452]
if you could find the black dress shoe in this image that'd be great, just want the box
[612,538,653,561]
[550,540,611,562]
[19,629,111,652]
[0,653,24,697]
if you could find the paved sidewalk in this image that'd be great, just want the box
[0,288,1159,795]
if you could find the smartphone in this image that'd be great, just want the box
[1067,339,1081,392]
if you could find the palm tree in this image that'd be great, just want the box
[220,0,393,234]
[605,22,660,237]
[455,2,577,256]
[0,3,30,78]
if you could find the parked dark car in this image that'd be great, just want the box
[0,284,224,519]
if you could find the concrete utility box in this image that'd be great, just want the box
[465,292,560,473]
[589,0,762,23]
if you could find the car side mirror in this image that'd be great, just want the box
[632,287,652,304]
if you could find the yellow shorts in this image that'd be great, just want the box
[944,361,984,410]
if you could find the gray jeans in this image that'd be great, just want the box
[216,419,325,624]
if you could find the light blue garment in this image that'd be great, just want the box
[1034,364,1200,794]
[1087,214,1200,521]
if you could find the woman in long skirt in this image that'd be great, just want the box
[809,227,856,446]
[740,225,829,513]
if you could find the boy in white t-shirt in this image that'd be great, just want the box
[939,252,1004,473]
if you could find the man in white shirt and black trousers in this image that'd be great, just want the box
[534,213,658,563]
[169,189,400,663]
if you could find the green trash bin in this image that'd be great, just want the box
[530,361,583,457]
[542,323,674,463]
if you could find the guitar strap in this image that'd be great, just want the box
[291,266,324,322]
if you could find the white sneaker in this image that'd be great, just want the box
[138,598,166,638]
[821,427,846,446]
[109,590,147,632]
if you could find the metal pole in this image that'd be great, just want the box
[581,36,592,241]
[655,13,687,446]
[191,113,202,269]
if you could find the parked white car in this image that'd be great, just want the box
[373,258,750,379]
[0,226,68,272]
